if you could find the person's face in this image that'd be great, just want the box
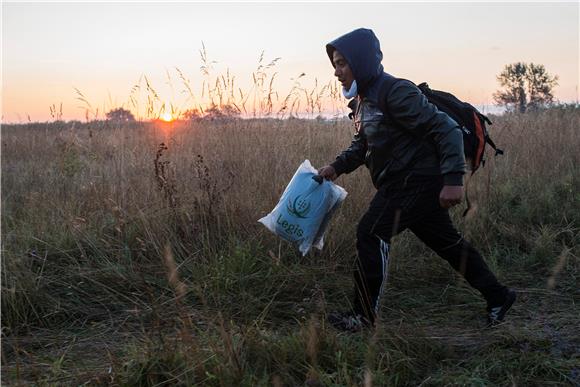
[332,50,354,90]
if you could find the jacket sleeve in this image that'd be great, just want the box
[330,132,367,176]
[385,80,466,185]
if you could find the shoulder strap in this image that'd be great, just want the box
[485,136,504,156]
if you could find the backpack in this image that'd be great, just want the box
[416,82,503,173]
[379,77,504,174]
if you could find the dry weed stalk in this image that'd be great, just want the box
[192,154,229,222]
[153,142,185,237]
[547,247,571,289]
[49,102,63,121]
[163,243,186,300]
[153,143,176,203]
[217,314,244,379]
[305,316,320,366]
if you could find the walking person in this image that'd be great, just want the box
[318,28,516,332]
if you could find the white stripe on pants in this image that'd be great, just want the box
[374,237,390,314]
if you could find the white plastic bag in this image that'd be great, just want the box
[258,160,347,255]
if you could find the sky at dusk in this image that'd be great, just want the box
[2,1,579,122]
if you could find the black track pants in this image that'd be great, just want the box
[353,175,507,323]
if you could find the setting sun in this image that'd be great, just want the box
[161,111,173,122]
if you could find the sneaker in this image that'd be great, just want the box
[327,311,372,333]
[487,289,516,327]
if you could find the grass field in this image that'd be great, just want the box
[1,107,579,386]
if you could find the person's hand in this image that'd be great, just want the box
[439,185,464,209]
[318,165,337,181]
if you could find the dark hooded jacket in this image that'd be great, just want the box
[326,28,465,188]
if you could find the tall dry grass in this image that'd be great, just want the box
[1,105,579,385]
[71,46,343,123]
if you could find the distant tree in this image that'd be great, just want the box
[493,62,558,113]
[203,104,241,120]
[182,108,202,120]
[106,108,135,122]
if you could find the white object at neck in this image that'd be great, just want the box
[342,80,358,99]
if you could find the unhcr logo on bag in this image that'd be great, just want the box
[287,195,311,218]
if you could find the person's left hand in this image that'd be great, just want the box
[439,185,464,209]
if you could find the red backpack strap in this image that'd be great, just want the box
[472,111,486,172]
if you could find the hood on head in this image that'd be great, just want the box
[326,28,384,93]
